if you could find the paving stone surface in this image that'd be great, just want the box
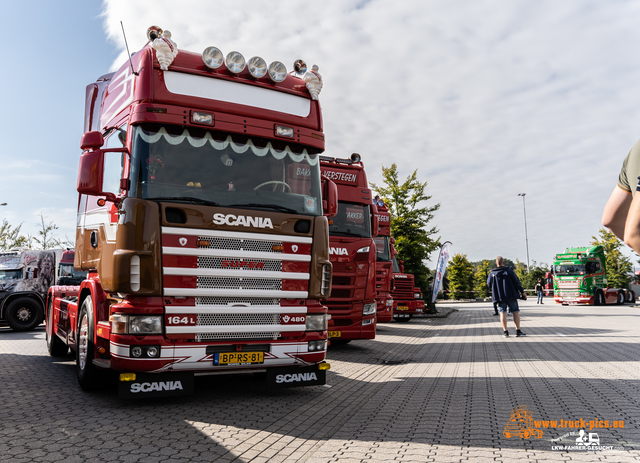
[1,300,639,462]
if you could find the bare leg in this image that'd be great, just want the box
[500,313,508,331]
[513,312,521,330]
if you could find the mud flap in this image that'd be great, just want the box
[266,364,327,389]
[118,372,194,399]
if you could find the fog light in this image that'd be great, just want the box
[318,362,331,371]
[120,373,136,382]
[131,346,143,358]
[192,111,213,125]
[362,318,375,326]
[146,346,159,358]
[276,125,294,138]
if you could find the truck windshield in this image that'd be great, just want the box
[129,124,323,216]
[58,264,87,279]
[373,236,391,262]
[0,269,22,280]
[329,202,371,238]
[554,264,585,276]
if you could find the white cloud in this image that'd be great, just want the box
[98,0,640,266]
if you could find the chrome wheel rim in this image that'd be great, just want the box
[16,306,32,323]
[79,314,88,370]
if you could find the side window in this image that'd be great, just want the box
[103,127,127,194]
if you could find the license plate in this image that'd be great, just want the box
[214,352,264,365]
[397,306,409,311]
[328,331,342,338]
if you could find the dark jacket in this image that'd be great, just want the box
[487,266,524,302]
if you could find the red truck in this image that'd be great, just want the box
[373,199,394,323]
[391,258,424,322]
[320,153,378,343]
[46,26,336,398]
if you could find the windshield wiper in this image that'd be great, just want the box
[230,203,298,214]
[149,197,221,207]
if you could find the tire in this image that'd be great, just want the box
[5,297,43,331]
[617,292,625,305]
[76,296,99,391]
[46,299,68,357]
[630,292,636,304]
[595,291,605,306]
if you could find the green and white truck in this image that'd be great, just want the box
[552,246,635,305]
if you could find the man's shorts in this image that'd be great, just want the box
[497,300,519,313]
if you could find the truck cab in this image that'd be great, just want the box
[46,27,335,397]
[373,199,393,323]
[320,153,378,342]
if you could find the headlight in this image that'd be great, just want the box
[202,46,224,69]
[268,61,287,82]
[247,56,267,78]
[305,314,328,331]
[414,293,421,299]
[362,302,376,315]
[385,299,393,307]
[111,314,163,335]
[307,340,326,351]
[356,246,370,253]
[225,51,246,74]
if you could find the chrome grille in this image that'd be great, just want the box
[198,313,280,325]
[197,277,282,291]
[196,332,280,341]
[199,236,282,253]
[198,256,282,272]
[196,297,280,306]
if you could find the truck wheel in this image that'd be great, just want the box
[5,298,42,331]
[630,292,636,304]
[46,299,68,357]
[76,296,99,391]
[617,292,625,305]
[595,291,605,306]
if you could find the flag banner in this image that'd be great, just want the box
[432,241,452,303]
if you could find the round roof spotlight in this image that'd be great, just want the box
[351,153,362,163]
[202,46,224,69]
[268,61,287,82]
[377,198,385,207]
[247,56,268,78]
[225,51,246,74]
[293,59,307,75]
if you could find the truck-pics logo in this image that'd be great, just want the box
[329,247,348,256]
[213,213,273,229]
[504,406,543,439]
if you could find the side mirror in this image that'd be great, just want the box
[322,176,338,218]
[77,134,128,203]
[80,131,104,150]
[370,203,379,237]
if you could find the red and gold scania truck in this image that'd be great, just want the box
[373,199,394,323]
[320,154,378,343]
[45,26,337,398]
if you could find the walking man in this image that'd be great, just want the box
[487,256,527,338]
[535,278,544,304]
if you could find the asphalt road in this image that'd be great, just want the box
[1,299,639,462]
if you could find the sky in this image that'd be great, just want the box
[3,0,640,268]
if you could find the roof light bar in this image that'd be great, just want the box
[268,61,287,82]
[225,51,246,74]
[248,56,268,78]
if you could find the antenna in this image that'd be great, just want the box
[120,21,139,76]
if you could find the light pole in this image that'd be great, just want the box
[518,193,530,272]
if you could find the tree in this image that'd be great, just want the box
[473,259,492,298]
[372,164,440,293]
[515,260,549,291]
[0,219,27,251]
[32,212,62,250]
[447,254,474,299]
[591,228,632,289]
